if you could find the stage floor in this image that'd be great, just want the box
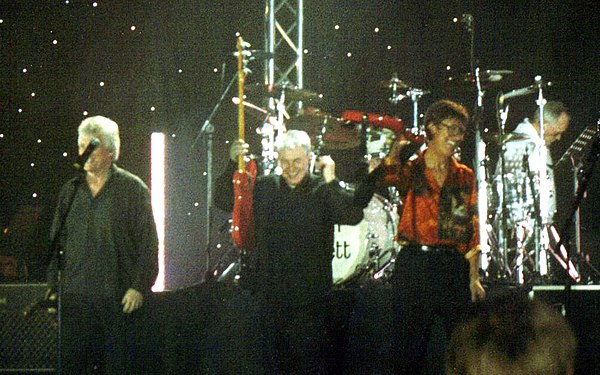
[2,282,599,374]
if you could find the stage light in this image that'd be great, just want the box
[151,132,166,292]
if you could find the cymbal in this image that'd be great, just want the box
[446,69,514,86]
[245,83,322,102]
[380,77,410,89]
[487,132,530,145]
[287,110,360,150]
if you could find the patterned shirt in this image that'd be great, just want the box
[381,151,479,254]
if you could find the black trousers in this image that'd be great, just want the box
[259,296,334,375]
[390,249,471,375]
[60,294,133,375]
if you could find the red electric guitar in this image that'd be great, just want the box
[231,36,257,251]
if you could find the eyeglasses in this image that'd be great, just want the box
[437,122,466,136]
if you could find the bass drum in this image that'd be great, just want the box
[332,193,399,286]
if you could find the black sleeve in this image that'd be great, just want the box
[128,179,159,293]
[325,180,364,226]
[352,163,386,208]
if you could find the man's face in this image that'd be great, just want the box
[544,112,570,145]
[278,146,310,187]
[79,135,113,174]
[428,118,466,157]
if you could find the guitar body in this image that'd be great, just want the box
[231,159,257,251]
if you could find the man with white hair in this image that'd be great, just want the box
[215,129,375,374]
[47,115,158,374]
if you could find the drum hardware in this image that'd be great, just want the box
[487,132,530,145]
[373,257,395,281]
[449,69,514,86]
[286,108,361,151]
[382,73,410,104]
[245,82,323,103]
[341,110,407,167]
[240,80,323,175]
[332,193,399,286]
[405,88,430,134]
[482,76,579,285]
[382,73,430,134]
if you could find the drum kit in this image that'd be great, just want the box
[217,66,594,288]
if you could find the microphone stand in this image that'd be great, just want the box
[463,14,492,280]
[192,72,238,282]
[48,173,86,374]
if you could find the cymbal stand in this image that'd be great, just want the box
[462,13,492,279]
[406,88,429,134]
[387,73,428,135]
[493,101,512,281]
[533,77,550,279]
[472,66,491,275]
[258,89,287,175]
[309,118,326,174]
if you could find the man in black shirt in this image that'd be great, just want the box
[215,130,374,374]
[47,115,158,374]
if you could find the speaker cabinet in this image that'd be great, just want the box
[531,285,600,375]
[0,283,56,372]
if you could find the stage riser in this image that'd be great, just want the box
[2,283,598,374]
[532,285,600,375]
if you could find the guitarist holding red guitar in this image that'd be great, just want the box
[214,128,378,374]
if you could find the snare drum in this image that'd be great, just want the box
[332,193,399,285]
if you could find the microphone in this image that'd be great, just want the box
[73,137,100,170]
[460,13,474,32]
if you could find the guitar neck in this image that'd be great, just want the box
[237,36,246,171]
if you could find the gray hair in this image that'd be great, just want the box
[447,291,576,375]
[77,115,121,162]
[531,101,567,126]
[275,130,312,155]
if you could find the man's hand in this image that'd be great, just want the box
[470,279,486,302]
[229,139,249,162]
[315,155,336,183]
[467,251,486,302]
[121,288,144,314]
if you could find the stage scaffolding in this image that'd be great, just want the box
[264,0,304,114]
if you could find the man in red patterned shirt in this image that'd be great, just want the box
[374,99,485,374]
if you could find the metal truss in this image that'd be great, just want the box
[264,0,304,114]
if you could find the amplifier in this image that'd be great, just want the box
[0,283,56,372]
[531,284,600,375]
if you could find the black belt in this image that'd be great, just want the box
[402,243,459,255]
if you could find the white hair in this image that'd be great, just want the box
[77,115,121,162]
[275,130,312,155]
